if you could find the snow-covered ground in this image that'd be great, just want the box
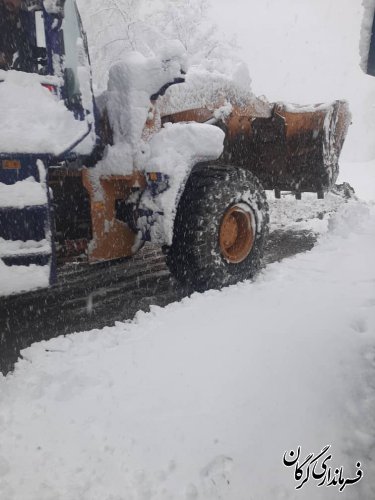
[0,162,374,500]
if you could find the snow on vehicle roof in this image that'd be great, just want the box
[0,70,93,156]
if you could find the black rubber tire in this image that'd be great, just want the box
[166,164,269,291]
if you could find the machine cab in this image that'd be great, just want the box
[0,0,96,294]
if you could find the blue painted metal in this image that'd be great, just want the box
[0,156,45,185]
[0,206,49,241]
[2,254,51,267]
[0,157,53,287]
[145,173,170,197]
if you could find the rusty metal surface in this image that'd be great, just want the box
[160,98,350,196]
[162,108,214,125]
[275,104,327,139]
[223,100,350,194]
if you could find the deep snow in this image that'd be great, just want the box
[0,171,374,499]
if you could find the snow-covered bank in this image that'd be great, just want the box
[0,200,374,500]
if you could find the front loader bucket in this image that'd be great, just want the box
[228,99,351,195]
[273,100,351,193]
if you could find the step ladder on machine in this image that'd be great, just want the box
[0,156,54,296]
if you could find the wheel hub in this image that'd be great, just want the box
[219,205,255,263]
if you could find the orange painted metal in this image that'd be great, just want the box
[274,104,327,139]
[219,205,255,264]
[161,108,215,125]
[82,169,147,263]
[2,159,21,170]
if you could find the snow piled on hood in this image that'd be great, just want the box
[359,0,375,73]
[0,71,90,156]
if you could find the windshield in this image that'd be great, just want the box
[62,0,93,116]
[0,0,46,73]
[62,0,83,98]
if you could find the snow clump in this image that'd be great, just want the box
[0,70,93,156]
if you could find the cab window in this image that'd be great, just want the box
[0,0,46,74]
[62,0,82,102]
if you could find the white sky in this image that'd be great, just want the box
[210,0,362,100]
[209,0,375,160]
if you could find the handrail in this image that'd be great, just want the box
[56,122,93,160]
